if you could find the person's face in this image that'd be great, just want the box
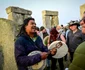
[56,26,61,30]
[80,20,85,34]
[42,29,46,33]
[25,20,36,34]
[80,20,85,26]
[69,25,77,31]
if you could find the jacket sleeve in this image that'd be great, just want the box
[15,38,41,67]
[38,36,52,59]
[38,36,48,52]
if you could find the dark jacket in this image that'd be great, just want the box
[15,34,48,70]
[67,29,84,52]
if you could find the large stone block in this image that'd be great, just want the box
[42,16,51,29]
[6,6,32,15]
[7,12,24,25]
[6,6,32,25]
[24,15,31,19]
[42,10,58,16]
[42,10,59,29]
[52,16,59,27]
[0,18,17,70]
[80,4,85,18]
[0,45,3,70]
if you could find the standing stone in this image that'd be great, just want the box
[80,4,85,18]
[53,16,59,27]
[7,12,24,25]
[24,15,31,20]
[0,44,3,70]
[42,15,51,29]
[6,6,32,37]
[51,16,54,28]
[0,18,17,70]
[6,6,32,25]
[42,10,59,29]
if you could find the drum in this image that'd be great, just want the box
[48,41,68,58]
[28,51,46,70]
[43,36,49,46]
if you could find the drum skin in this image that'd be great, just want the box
[48,41,68,58]
[28,51,46,70]
[69,42,85,70]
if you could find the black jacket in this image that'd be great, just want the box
[67,30,84,52]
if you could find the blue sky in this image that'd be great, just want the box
[0,0,85,27]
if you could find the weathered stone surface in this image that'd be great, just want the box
[0,18,17,70]
[6,6,32,25]
[42,16,51,29]
[80,4,85,18]
[42,10,58,16]
[0,45,3,70]
[8,12,24,25]
[24,15,31,19]
[6,6,32,15]
[6,6,32,37]
[51,16,59,27]
[42,10,59,29]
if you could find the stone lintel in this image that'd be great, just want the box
[42,10,58,16]
[6,6,32,15]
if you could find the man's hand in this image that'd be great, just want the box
[50,48,57,56]
[40,52,48,60]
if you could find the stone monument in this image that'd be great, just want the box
[6,6,32,37]
[0,18,17,70]
[42,10,59,29]
[0,6,33,70]
[80,4,85,18]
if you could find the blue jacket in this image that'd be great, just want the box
[15,34,48,70]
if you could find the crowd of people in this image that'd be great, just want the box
[14,11,85,70]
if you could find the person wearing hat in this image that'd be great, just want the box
[66,20,84,62]
[66,17,85,70]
